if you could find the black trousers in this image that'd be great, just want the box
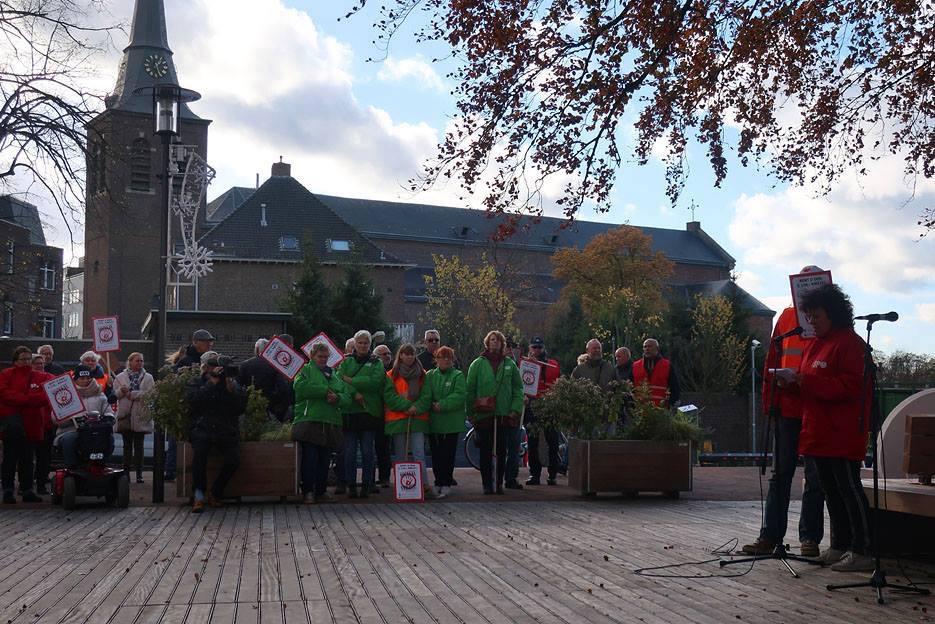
[190,431,240,498]
[1,425,34,494]
[476,423,513,489]
[811,455,871,555]
[374,427,392,483]
[34,428,55,488]
[528,427,561,480]
[429,433,459,487]
[121,431,146,475]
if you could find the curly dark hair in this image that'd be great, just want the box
[800,283,854,329]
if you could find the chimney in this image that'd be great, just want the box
[686,221,701,232]
[271,156,291,178]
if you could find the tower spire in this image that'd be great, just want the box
[126,0,172,53]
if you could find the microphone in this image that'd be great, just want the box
[854,311,899,323]
[773,326,804,341]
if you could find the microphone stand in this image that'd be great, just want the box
[720,333,821,577]
[826,320,930,603]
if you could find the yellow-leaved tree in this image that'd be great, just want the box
[679,294,747,395]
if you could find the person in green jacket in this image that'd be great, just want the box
[466,330,524,495]
[337,330,386,499]
[413,346,466,498]
[293,343,350,504]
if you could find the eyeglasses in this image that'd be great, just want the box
[425,338,439,343]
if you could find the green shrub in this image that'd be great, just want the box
[146,365,200,440]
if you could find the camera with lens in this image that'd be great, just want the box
[206,354,239,379]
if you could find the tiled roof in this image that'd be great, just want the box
[206,186,254,223]
[198,176,402,264]
[0,196,46,245]
[673,279,774,316]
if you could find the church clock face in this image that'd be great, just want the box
[143,54,169,78]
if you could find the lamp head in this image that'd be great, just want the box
[751,339,761,348]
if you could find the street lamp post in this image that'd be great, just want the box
[134,83,200,503]
[750,339,761,452]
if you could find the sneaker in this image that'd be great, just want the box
[505,480,523,490]
[741,537,776,555]
[830,551,874,572]
[440,486,451,497]
[136,476,145,484]
[817,547,846,565]
[525,476,541,486]
[21,491,42,503]
[3,491,16,504]
[436,487,448,500]
[192,500,205,513]
[800,540,820,558]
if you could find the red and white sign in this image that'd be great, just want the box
[393,461,425,502]
[519,358,542,397]
[42,374,86,424]
[789,270,834,338]
[91,316,121,353]
[300,332,345,368]
[260,337,306,381]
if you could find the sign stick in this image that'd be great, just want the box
[105,352,112,377]
[492,415,498,486]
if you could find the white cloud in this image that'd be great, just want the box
[377,56,446,92]
[916,303,935,323]
[733,270,763,294]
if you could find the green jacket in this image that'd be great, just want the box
[465,356,524,422]
[383,372,430,435]
[414,367,467,434]
[293,364,350,427]
[337,355,386,420]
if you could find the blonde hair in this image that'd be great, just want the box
[127,352,144,365]
[483,331,507,356]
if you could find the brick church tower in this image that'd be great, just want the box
[83,0,210,338]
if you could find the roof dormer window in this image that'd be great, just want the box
[327,239,351,252]
[279,236,299,251]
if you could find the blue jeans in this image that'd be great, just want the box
[761,417,825,543]
[300,442,331,496]
[393,431,428,486]
[343,430,375,487]
[505,426,522,483]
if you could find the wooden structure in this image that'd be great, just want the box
[904,414,935,483]
[176,441,299,499]
[567,439,692,497]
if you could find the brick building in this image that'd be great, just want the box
[0,196,63,339]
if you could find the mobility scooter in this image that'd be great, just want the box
[52,411,130,510]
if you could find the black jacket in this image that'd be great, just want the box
[238,356,292,417]
[174,344,203,371]
[187,374,247,438]
[615,361,633,383]
[44,362,65,376]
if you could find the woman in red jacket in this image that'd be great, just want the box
[0,346,49,503]
[29,354,55,494]
[778,284,872,572]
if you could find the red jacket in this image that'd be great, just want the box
[27,370,55,437]
[796,327,870,461]
[762,306,812,419]
[632,356,672,406]
[533,357,560,398]
[0,365,51,442]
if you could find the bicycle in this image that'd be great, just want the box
[463,421,568,474]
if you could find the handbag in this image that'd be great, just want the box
[473,396,496,412]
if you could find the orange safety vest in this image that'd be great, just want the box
[384,375,429,424]
[763,306,811,419]
[632,357,671,407]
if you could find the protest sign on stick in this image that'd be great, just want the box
[92,316,120,353]
[520,358,542,396]
[789,270,834,337]
[43,375,86,425]
[261,337,306,381]
[300,332,345,368]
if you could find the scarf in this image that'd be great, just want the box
[318,365,333,380]
[354,353,370,365]
[394,359,424,400]
[127,369,144,392]
[482,349,504,372]
[77,382,102,399]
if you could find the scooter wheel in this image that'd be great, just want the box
[116,474,130,508]
[62,476,77,510]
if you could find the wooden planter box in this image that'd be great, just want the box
[177,440,299,500]
[568,439,693,497]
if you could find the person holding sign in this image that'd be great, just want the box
[775,284,873,572]
[0,346,50,503]
[525,338,562,486]
[57,365,115,469]
[384,344,437,499]
[466,331,524,495]
[293,343,351,504]
[413,346,466,498]
[30,354,56,495]
[338,330,386,499]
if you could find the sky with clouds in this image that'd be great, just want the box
[17,0,935,355]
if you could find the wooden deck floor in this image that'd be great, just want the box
[0,500,932,624]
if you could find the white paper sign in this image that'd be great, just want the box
[393,461,425,502]
[92,316,120,353]
[300,332,345,368]
[260,337,306,381]
[520,358,542,396]
[42,374,86,424]
[789,270,833,337]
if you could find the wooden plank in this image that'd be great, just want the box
[208,602,237,624]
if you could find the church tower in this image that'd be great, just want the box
[83,0,210,339]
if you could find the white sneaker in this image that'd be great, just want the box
[817,547,846,565]
[830,551,874,572]
[436,487,447,499]
[441,486,451,497]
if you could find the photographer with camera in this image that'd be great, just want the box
[187,351,247,513]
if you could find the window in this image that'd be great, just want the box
[40,261,56,290]
[89,140,106,194]
[327,239,350,252]
[6,240,13,274]
[279,236,299,251]
[67,312,79,328]
[2,303,12,335]
[65,288,81,305]
[129,138,151,192]
[39,313,55,338]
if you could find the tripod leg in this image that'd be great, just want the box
[779,557,799,578]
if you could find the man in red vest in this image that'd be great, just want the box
[524,337,562,486]
[631,338,680,407]
[742,266,827,558]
